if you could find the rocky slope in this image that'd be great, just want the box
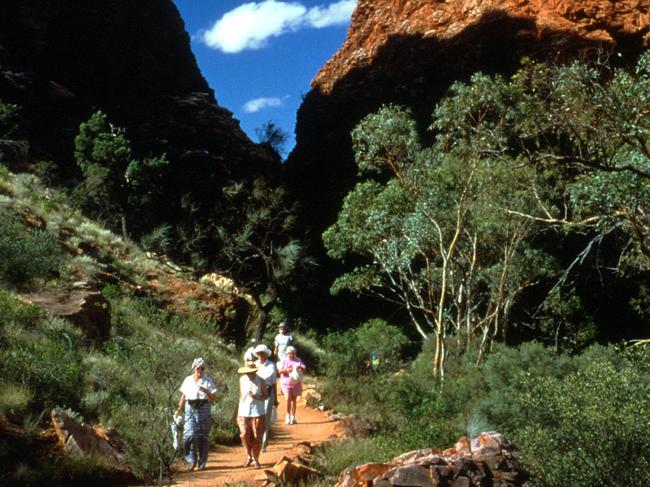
[284,0,650,326]
[0,0,276,233]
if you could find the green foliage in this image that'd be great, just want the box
[215,177,312,339]
[0,99,28,163]
[517,353,650,487]
[0,307,84,412]
[323,319,408,377]
[0,382,33,421]
[0,207,66,288]
[326,52,650,374]
[324,103,543,374]
[74,111,169,236]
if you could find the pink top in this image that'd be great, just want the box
[279,357,306,390]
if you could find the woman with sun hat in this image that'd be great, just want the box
[237,361,268,468]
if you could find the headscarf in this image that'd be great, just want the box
[191,357,206,371]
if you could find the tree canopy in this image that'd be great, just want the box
[324,52,650,376]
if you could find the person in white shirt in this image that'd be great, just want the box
[254,344,278,452]
[237,361,268,468]
[273,322,293,366]
[176,357,218,471]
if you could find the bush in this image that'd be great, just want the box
[0,382,33,421]
[0,207,65,288]
[517,353,650,487]
[323,319,408,378]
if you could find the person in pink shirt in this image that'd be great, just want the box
[278,346,306,424]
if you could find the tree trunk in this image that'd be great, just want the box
[252,285,278,341]
[120,212,128,240]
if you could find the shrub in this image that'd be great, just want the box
[0,207,65,288]
[323,319,408,377]
[517,354,650,487]
[0,382,33,421]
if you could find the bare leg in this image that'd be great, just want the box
[237,416,253,465]
[251,416,265,466]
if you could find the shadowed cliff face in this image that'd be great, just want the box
[284,1,650,328]
[0,0,275,222]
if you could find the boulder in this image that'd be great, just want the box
[19,282,111,339]
[50,408,130,473]
[255,455,320,486]
[334,413,375,438]
[335,432,530,487]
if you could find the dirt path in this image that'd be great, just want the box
[174,393,339,486]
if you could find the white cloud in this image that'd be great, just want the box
[305,0,356,28]
[202,0,356,53]
[243,96,285,113]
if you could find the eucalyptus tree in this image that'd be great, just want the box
[324,106,543,377]
[325,51,650,376]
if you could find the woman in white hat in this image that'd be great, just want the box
[177,358,218,471]
[254,344,278,452]
[237,361,268,468]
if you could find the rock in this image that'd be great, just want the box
[335,463,395,487]
[334,413,375,438]
[335,432,529,487]
[300,383,322,408]
[270,455,320,485]
[381,464,435,486]
[51,408,130,473]
[19,284,111,339]
[392,448,443,466]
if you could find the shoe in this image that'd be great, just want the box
[253,460,261,469]
[290,416,297,424]
[242,457,253,467]
[285,413,291,424]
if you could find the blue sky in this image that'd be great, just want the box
[172,0,355,156]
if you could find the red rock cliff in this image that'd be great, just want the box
[315,0,650,94]
[284,0,650,327]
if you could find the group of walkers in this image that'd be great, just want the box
[176,322,306,471]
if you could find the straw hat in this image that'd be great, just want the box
[237,361,258,374]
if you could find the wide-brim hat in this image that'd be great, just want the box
[254,344,271,356]
[237,361,258,374]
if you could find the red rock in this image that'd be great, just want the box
[314,0,650,94]
[334,432,529,487]
[50,408,129,473]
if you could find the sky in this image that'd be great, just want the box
[171,0,356,156]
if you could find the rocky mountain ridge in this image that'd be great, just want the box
[315,0,650,94]
[1,0,276,239]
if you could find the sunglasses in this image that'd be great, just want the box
[196,367,205,371]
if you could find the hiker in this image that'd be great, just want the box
[254,344,279,452]
[278,346,305,425]
[237,361,268,468]
[273,321,293,366]
[177,357,218,471]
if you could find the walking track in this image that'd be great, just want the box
[174,393,339,486]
